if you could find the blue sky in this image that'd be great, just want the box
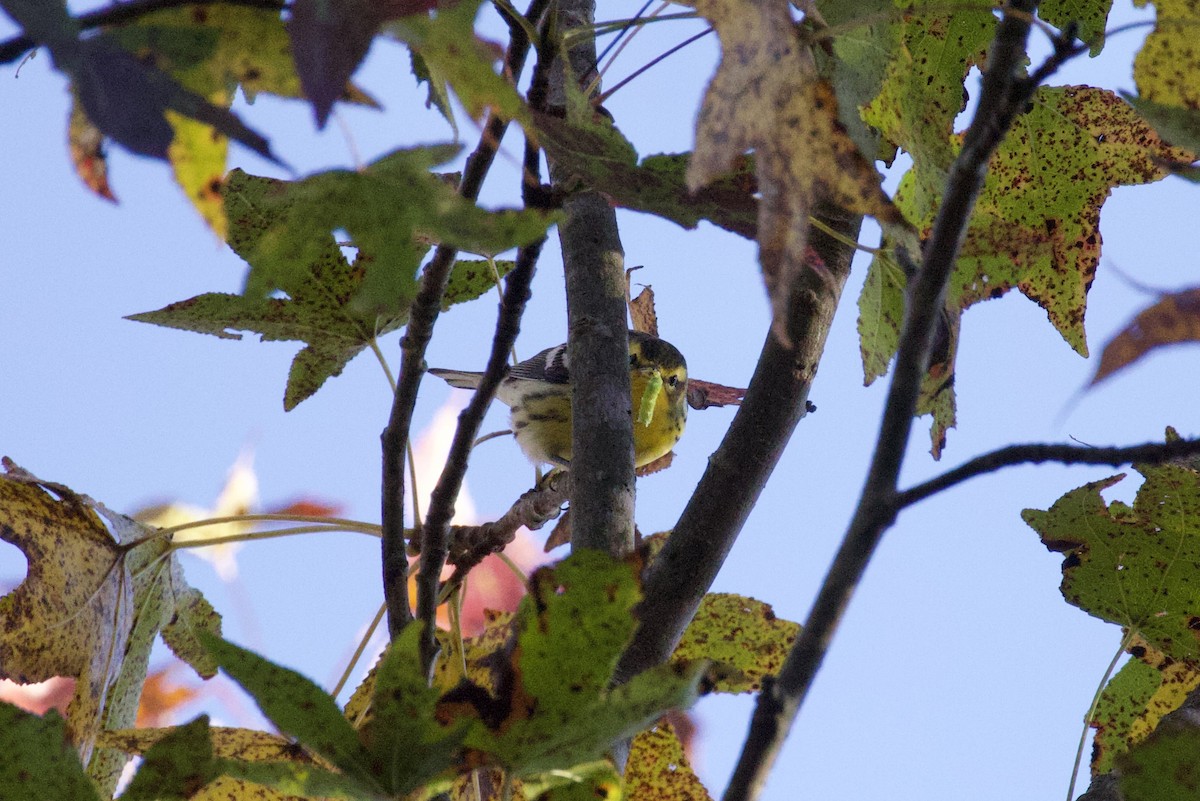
[2,2,1199,799]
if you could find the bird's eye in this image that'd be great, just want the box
[630,353,639,367]
[667,375,679,387]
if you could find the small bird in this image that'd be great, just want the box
[429,330,688,468]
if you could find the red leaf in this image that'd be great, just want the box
[687,378,746,409]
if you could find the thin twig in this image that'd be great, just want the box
[414,235,546,674]
[895,437,1200,510]
[594,28,714,105]
[0,0,285,64]
[380,0,552,639]
[720,6,1068,800]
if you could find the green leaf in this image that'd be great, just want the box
[625,722,713,801]
[1118,726,1200,801]
[534,108,758,239]
[388,0,527,125]
[222,146,553,315]
[860,2,995,196]
[442,259,515,310]
[1023,463,1200,664]
[525,760,622,801]
[1133,0,1200,109]
[198,631,381,792]
[160,581,223,679]
[0,702,100,801]
[811,0,898,159]
[217,758,386,801]
[672,593,800,694]
[1090,645,1200,774]
[463,551,707,774]
[1039,0,1114,55]
[1123,93,1200,155]
[366,623,466,794]
[410,48,457,135]
[127,285,404,411]
[121,715,219,801]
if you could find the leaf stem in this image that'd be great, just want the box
[1068,630,1135,801]
[330,602,387,700]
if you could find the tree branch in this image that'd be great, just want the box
[380,0,551,638]
[719,5,1060,800]
[539,0,637,556]
[435,471,571,588]
[414,235,545,673]
[614,204,860,685]
[895,437,1200,510]
[0,0,285,64]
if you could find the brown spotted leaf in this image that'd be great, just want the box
[625,721,714,801]
[672,593,799,694]
[626,267,659,337]
[0,463,222,796]
[1133,0,1200,110]
[1090,638,1200,774]
[686,0,901,342]
[1090,288,1200,386]
[1023,464,1200,666]
[68,95,115,202]
[864,86,1192,455]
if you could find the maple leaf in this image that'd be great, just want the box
[1023,463,1200,665]
[0,463,222,796]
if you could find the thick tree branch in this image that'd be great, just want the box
[381,0,551,638]
[720,5,1057,800]
[543,0,636,556]
[614,204,860,685]
[414,236,545,674]
[896,437,1200,510]
[0,0,285,64]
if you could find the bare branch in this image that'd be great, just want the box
[615,203,860,685]
[414,236,545,673]
[0,0,285,64]
[720,5,1073,801]
[895,437,1200,510]
[380,0,552,638]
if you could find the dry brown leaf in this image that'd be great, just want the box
[688,0,901,344]
[1090,288,1200,386]
[626,267,659,337]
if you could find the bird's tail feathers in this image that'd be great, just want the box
[428,368,484,390]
